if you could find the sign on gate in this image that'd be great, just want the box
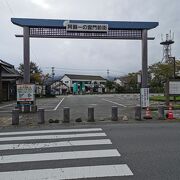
[141,88,149,108]
[64,21,108,33]
[17,84,35,102]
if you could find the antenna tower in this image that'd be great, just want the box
[160,31,174,63]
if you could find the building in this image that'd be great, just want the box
[41,76,68,96]
[0,59,22,102]
[114,78,123,86]
[61,74,106,94]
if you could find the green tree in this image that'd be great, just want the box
[115,84,125,93]
[149,60,180,93]
[105,80,115,92]
[121,73,139,92]
[18,62,42,84]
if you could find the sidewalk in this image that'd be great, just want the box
[0,110,180,130]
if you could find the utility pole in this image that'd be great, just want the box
[0,64,2,102]
[107,69,110,80]
[51,67,55,80]
[51,67,55,95]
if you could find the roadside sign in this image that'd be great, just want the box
[141,88,149,108]
[17,84,35,102]
[137,74,141,84]
[169,81,180,95]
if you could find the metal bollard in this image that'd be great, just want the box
[12,109,19,125]
[135,106,141,120]
[112,106,118,121]
[38,108,45,124]
[158,106,165,120]
[88,107,94,122]
[63,107,70,123]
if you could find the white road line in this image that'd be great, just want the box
[0,128,102,136]
[102,98,127,107]
[0,111,12,113]
[0,149,120,164]
[0,164,133,179]
[0,139,112,150]
[0,103,15,109]
[53,98,65,111]
[0,133,106,142]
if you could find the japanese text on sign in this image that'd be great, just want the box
[17,84,35,102]
[65,22,108,32]
[141,88,149,108]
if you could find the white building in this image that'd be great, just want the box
[61,74,106,93]
[114,78,123,86]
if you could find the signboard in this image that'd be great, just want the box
[141,88,149,108]
[137,74,141,84]
[17,84,35,102]
[169,81,180,95]
[64,21,108,32]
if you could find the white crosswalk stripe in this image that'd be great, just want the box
[0,149,120,164]
[0,164,133,180]
[0,132,106,142]
[0,139,112,150]
[0,128,133,179]
[0,128,103,136]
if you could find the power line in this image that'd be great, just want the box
[42,66,126,73]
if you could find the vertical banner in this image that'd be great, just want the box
[141,88,149,108]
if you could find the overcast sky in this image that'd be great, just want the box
[0,0,180,77]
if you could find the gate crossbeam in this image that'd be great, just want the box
[29,28,142,40]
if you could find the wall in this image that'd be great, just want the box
[61,76,71,88]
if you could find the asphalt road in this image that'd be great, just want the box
[0,122,180,179]
[0,94,140,122]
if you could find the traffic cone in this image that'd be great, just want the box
[167,103,175,120]
[144,107,152,119]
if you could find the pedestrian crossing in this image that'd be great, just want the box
[0,127,133,179]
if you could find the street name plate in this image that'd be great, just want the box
[141,88,149,108]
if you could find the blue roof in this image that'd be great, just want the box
[11,18,158,30]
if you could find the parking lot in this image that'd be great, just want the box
[0,94,142,125]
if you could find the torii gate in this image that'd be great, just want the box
[11,18,158,108]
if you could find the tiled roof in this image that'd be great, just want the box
[0,59,21,78]
[64,74,106,81]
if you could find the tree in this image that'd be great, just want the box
[120,73,139,92]
[149,60,180,93]
[105,80,115,92]
[115,84,125,93]
[18,62,42,84]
